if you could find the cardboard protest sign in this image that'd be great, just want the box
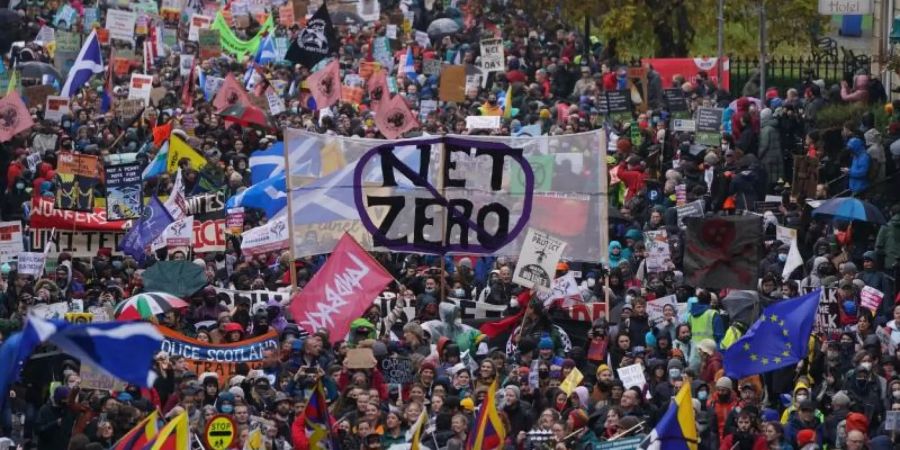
[0,221,24,263]
[438,65,466,102]
[17,252,46,276]
[644,230,671,272]
[512,228,567,290]
[54,153,100,212]
[157,326,278,386]
[24,85,55,109]
[617,364,647,390]
[44,96,70,123]
[479,38,504,72]
[198,29,222,60]
[114,99,146,119]
[79,363,128,391]
[188,14,213,41]
[128,74,154,104]
[105,9,137,42]
[104,163,143,221]
[345,348,377,369]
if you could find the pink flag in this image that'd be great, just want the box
[289,234,393,340]
[0,92,35,143]
[213,73,252,112]
[375,93,418,140]
[307,59,342,109]
[366,68,388,110]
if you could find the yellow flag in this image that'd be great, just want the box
[166,134,207,173]
[243,427,263,450]
[6,70,19,95]
[559,367,584,396]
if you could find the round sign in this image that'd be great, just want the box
[204,415,236,450]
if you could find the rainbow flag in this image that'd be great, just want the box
[466,380,506,450]
[639,383,698,450]
[305,380,335,449]
[141,410,189,450]
[111,410,159,450]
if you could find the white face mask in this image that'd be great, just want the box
[587,278,596,287]
[453,288,465,297]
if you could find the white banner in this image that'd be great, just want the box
[151,216,194,251]
[128,74,154,104]
[479,38,504,72]
[644,230,671,273]
[44,96,70,123]
[212,287,289,309]
[105,9,137,42]
[465,115,500,130]
[534,272,583,307]
[187,14,212,41]
[512,228,567,290]
[17,252,47,276]
[241,216,289,256]
[0,221,24,263]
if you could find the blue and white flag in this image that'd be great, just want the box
[255,35,277,65]
[0,316,163,413]
[226,173,286,218]
[60,30,104,98]
[142,140,169,179]
[249,142,285,185]
[120,196,174,260]
[399,46,416,81]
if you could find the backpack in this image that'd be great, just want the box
[868,77,887,105]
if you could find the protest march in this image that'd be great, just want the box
[2,0,900,449]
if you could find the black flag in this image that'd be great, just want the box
[285,3,338,68]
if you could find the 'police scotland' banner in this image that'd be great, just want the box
[105,163,143,220]
[156,326,278,385]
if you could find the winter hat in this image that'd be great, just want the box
[715,376,733,390]
[797,429,816,447]
[229,386,244,398]
[458,257,473,269]
[831,391,851,408]
[54,386,70,402]
[538,336,554,350]
[568,409,589,430]
[193,258,206,268]
[845,412,869,434]
[596,364,611,376]
[703,152,719,166]
[505,384,520,400]
[760,108,773,122]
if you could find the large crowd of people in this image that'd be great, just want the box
[2,0,900,449]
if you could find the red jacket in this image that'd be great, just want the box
[721,432,767,450]
[700,352,723,383]
[616,164,648,202]
[707,391,738,444]
[6,161,24,189]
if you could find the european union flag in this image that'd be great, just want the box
[723,289,821,379]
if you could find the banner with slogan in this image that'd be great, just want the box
[29,229,125,258]
[210,11,274,59]
[0,221,24,263]
[641,57,730,91]
[55,153,101,212]
[240,215,289,256]
[156,326,279,386]
[30,198,132,231]
[105,163,143,221]
[212,287,289,310]
[194,219,227,252]
[284,130,607,262]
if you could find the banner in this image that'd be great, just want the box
[17,252,46,276]
[211,11,274,59]
[289,234,393,340]
[684,216,761,290]
[44,96,70,123]
[644,230,671,273]
[212,287,289,310]
[641,57,730,91]
[0,221,24,263]
[54,153,101,212]
[105,163,143,220]
[512,228,566,290]
[31,198,131,231]
[533,273,583,308]
[185,191,226,220]
[479,38,504,72]
[105,9,137,42]
[157,326,278,386]
[285,130,607,262]
[646,294,687,328]
[30,229,125,257]
[128,74,154,104]
[241,216,289,256]
[194,219,226,252]
[151,216,194,251]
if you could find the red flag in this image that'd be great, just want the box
[0,92,34,142]
[366,68,388,109]
[479,290,530,338]
[307,59,342,109]
[152,120,173,147]
[375,93,418,140]
[213,73,252,112]
[181,57,196,111]
[288,234,393,340]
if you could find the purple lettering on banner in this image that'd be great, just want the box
[352,137,535,254]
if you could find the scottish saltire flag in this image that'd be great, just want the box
[290,161,357,225]
[399,46,416,80]
[363,144,422,188]
[639,383,698,450]
[120,196,174,260]
[466,380,505,450]
[722,290,821,379]
[142,141,169,179]
[304,381,335,449]
[226,173,286,218]
[249,142,286,185]
[61,30,104,98]
[0,316,163,413]
[255,34,277,65]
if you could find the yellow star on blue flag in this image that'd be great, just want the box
[722,290,821,379]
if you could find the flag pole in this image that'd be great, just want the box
[599,126,610,319]
[437,135,449,302]
[282,133,299,294]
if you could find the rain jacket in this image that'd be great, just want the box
[422,303,483,354]
[847,137,871,193]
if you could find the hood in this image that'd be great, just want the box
[847,137,865,155]
[865,128,882,147]
[438,302,460,323]
[736,97,750,111]
[689,302,710,317]
[350,318,375,331]
[793,380,809,395]
[609,241,622,252]
[38,162,53,178]
[573,386,589,407]
[812,256,829,276]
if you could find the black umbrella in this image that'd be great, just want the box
[0,9,28,54]
[330,11,365,26]
[17,61,62,81]
[721,290,760,326]
[427,18,460,39]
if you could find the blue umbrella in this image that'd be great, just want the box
[812,197,886,224]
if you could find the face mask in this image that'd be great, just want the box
[893,390,900,400]
[778,254,787,262]
[860,362,872,371]
[795,394,808,403]
[15,183,24,190]
[221,404,234,414]
[111,261,124,270]
[424,287,435,293]
[697,391,708,401]
[453,288,465,297]
[587,278,596,287]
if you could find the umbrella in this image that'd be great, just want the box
[727,97,763,111]
[427,18,460,38]
[0,9,28,54]
[330,11,365,26]
[141,261,208,298]
[812,197,886,224]
[17,61,62,81]
[219,103,276,130]
[721,290,760,326]
[114,292,189,321]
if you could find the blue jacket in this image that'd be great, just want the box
[847,137,871,193]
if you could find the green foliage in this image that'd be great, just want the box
[814,103,891,132]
